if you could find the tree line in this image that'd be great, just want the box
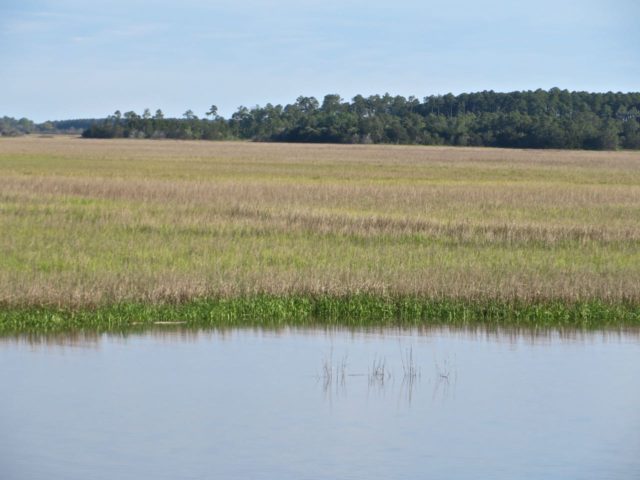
[0,117,98,136]
[82,89,640,149]
[0,116,37,136]
[82,108,229,141]
[5,89,640,149]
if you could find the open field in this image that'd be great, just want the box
[1,136,639,329]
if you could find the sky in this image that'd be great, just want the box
[1,0,639,122]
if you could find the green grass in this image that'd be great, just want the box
[1,295,638,334]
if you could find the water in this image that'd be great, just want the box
[1,327,639,480]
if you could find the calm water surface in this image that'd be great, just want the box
[1,327,639,480]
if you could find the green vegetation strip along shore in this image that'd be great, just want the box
[1,296,639,334]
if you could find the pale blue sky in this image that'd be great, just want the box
[1,0,638,121]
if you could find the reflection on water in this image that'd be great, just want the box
[3,324,639,349]
[1,326,639,480]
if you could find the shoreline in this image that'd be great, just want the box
[2,295,639,334]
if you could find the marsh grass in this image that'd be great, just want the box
[368,355,389,386]
[1,137,639,331]
[402,346,420,381]
[319,349,348,389]
[0,295,638,334]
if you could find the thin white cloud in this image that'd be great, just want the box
[4,19,51,34]
[107,23,167,38]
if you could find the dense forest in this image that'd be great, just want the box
[5,89,640,149]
